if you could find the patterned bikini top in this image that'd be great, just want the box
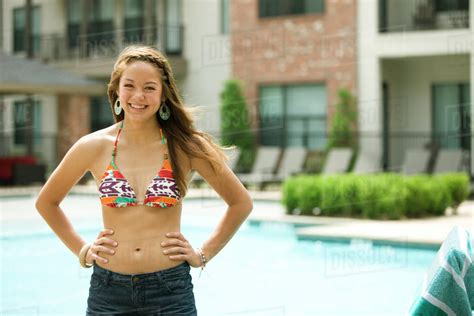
[98,120,181,208]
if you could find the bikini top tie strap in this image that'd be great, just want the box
[112,120,124,162]
[160,128,169,160]
[159,128,167,145]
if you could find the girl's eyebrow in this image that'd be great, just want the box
[123,78,158,85]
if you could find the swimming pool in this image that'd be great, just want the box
[1,194,436,315]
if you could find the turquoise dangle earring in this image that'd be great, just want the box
[114,98,122,115]
[159,100,171,120]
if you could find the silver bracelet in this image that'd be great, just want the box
[196,247,207,270]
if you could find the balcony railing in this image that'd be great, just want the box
[259,127,472,173]
[31,24,184,62]
[0,130,471,184]
[379,0,469,33]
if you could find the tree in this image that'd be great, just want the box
[327,88,358,150]
[220,79,254,172]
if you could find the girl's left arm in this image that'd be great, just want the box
[190,140,253,263]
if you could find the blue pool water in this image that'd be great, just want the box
[0,195,437,315]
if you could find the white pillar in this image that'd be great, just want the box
[357,0,383,170]
[470,0,474,178]
[115,0,124,51]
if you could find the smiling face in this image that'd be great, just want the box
[117,61,164,120]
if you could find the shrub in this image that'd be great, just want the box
[298,176,324,215]
[404,175,452,217]
[281,173,469,220]
[360,174,406,220]
[220,79,255,172]
[282,176,300,214]
[435,173,470,211]
[326,88,358,150]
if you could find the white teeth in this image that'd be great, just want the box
[129,104,147,109]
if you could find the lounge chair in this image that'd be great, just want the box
[409,226,474,315]
[238,147,306,189]
[237,146,282,187]
[191,147,241,184]
[352,149,382,174]
[322,148,353,175]
[402,149,431,175]
[271,147,307,181]
[433,149,464,174]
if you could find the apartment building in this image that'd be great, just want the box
[358,0,472,175]
[1,0,472,180]
[229,0,471,176]
[231,0,357,151]
[1,0,230,176]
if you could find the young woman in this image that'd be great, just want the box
[35,45,253,315]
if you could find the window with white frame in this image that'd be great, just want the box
[13,99,42,146]
[221,0,230,34]
[259,84,327,149]
[259,0,324,18]
[165,0,182,54]
[432,82,470,150]
[13,5,41,54]
[67,0,114,49]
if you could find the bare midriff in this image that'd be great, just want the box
[94,202,186,275]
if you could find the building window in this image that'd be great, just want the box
[90,96,114,132]
[164,0,182,54]
[259,0,324,18]
[14,99,42,146]
[432,83,470,150]
[124,0,157,44]
[67,0,114,50]
[66,0,81,48]
[259,84,327,149]
[13,6,41,54]
[124,0,145,43]
[221,0,230,34]
[89,0,115,46]
[434,0,469,11]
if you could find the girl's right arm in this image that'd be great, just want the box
[35,135,105,258]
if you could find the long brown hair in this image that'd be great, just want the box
[107,45,227,196]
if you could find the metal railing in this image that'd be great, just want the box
[0,130,471,185]
[260,128,472,174]
[31,24,184,62]
[379,0,469,32]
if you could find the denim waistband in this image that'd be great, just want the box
[92,261,190,285]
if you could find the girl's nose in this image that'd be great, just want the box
[134,90,146,99]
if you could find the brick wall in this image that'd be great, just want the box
[231,0,358,140]
[57,95,90,163]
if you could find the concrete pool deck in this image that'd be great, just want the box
[1,184,473,249]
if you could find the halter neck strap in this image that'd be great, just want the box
[111,121,124,163]
[112,120,168,163]
[160,128,167,145]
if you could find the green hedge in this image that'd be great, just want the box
[282,173,470,220]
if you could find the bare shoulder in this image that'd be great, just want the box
[59,123,120,173]
[189,134,226,174]
[78,123,119,156]
[193,134,220,154]
[36,123,120,206]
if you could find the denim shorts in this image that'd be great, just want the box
[86,261,197,315]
